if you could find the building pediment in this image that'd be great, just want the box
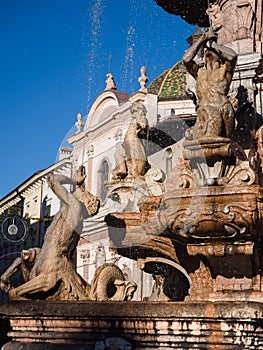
[85,90,130,130]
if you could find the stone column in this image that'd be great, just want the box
[86,144,94,192]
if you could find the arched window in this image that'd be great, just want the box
[98,160,110,203]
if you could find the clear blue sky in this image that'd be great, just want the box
[0,0,194,198]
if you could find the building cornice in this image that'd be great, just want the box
[0,158,72,212]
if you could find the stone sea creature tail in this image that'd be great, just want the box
[89,263,136,301]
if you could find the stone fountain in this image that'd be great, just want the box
[107,25,263,307]
[1,0,263,349]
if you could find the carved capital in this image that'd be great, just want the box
[86,144,94,157]
[113,128,123,142]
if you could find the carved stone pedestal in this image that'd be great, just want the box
[1,301,263,349]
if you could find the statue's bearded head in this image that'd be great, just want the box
[204,49,220,70]
[21,248,38,263]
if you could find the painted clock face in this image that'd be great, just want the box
[1,216,28,244]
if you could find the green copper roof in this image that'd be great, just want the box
[148,61,187,98]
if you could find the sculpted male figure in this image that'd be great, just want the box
[2,166,100,300]
[182,27,237,141]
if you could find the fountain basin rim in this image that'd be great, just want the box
[1,300,263,319]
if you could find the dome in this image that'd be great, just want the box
[148,61,187,99]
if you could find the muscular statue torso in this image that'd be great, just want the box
[197,64,231,108]
[30,200,82,278]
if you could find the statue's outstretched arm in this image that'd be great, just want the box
[182,48,199,79]
[48,166,86,188]
[48,173,75,187]
[47,166,86,207]
[1,257,22,280]
[183,28,215,76]
[0,257,22,293]
[182,27,221,78]
[47,173,75,206]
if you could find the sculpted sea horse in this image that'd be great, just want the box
[0,166,136,301]
[113,101,149,179]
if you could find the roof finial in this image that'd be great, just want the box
[105,73,117,90]
[75,113,84,133]
[138,66,148,92]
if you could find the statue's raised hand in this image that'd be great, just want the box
[0,275,11,293]
[204,26,220,46]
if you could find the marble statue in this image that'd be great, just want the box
[0,248,41,294]
[110,102,164,211]
[0,166,137,301]
[75,112,84,133]
[183,26,237,141]
[145,274,170,302]
[138,66,148,91]
[113,102,149,179]
[105,73,117,90]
